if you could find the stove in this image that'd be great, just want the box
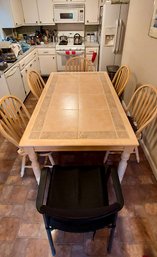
[56,31,85,71]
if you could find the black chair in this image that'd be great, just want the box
[36,165,124,256]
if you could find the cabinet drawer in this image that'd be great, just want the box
[86,47,99,54]
[38,48,56,55]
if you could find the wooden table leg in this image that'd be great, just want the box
[118,147,133,183]
[26,147,41,184]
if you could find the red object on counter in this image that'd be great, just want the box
[92,52,97,63]
[65,51,70,55]
[72,50,76,55]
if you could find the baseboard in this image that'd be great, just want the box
[141,140,157,181]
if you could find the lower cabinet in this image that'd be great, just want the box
[38,48,57,76]
[0,74,10,98]
[4,64,26,102]
[86,47,99,71]
[20,49,40,96]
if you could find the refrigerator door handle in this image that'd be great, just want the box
[113,19,119,54]
[117,19,124,53]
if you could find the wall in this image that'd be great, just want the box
[122,0,157,178]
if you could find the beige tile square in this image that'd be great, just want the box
[79,94,108,109]
[51,93,79,110]
[43,109,78,132]
[79,82,104,94]
[79,109,114,132]
[54,75,79,94]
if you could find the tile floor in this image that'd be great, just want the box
[0,93,157,257]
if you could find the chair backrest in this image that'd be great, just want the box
[0,95,30,147]
[126,84,157,139]
[65,56,94,72]
[27,70,45,99]
[112,65,130,97]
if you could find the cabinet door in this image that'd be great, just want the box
[5,65,26,102]
[37,0,54,24]
[85,0,99,24]
[21,64,31,96]
[39,55,57,76]
[0,75,10,98]
[32,56,40,74]
[21,0,39,24]
[10,0,24,26]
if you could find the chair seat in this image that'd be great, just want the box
[37,165,123,233]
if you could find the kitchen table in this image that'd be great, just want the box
[19,72,138,184]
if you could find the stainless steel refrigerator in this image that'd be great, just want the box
[99,1,129,71]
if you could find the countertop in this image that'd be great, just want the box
[0,43,56,75]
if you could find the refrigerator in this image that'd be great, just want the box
[99,1,129,71]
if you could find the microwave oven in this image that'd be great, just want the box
[54,4,84,23]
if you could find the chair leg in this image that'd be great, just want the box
[135,146,140,163]
[107,214,118,253]
[20,155,26,177]
[103,151,110,163]
[48,153,55,166]
[43,215,56,256]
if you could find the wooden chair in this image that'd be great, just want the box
[27,70,45,99]
[65,56,94,72]
[0,95,54,178]
[112,65,130,98]
[36,165,124,256]
[104,84,157,163]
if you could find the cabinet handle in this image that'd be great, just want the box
[36,21,38,23]
[87,20,89,23]
[43,51,49,54]
[40,21,42,23]
[30,64,32,67]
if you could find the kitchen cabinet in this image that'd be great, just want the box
[38,48,57,76]
[85,0,99,24]
[0,74,10,98]
[0,0,24,28]
[86,47,99,71]
[5,64,26,102]
[20,49,40,95]
[21,0,54,25]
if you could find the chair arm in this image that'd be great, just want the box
[36,168,51,213]
[110,166,124,209]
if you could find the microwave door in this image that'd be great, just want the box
[55,9,77,23]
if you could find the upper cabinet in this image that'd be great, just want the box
[85,0,99,24]
[21,0,54,25]
[0,0,24,28]
[53,0,85,3]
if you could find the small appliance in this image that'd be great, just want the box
[74,33,82,45]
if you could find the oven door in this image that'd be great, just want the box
[54,7,78,23]
[56,51,84,71]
